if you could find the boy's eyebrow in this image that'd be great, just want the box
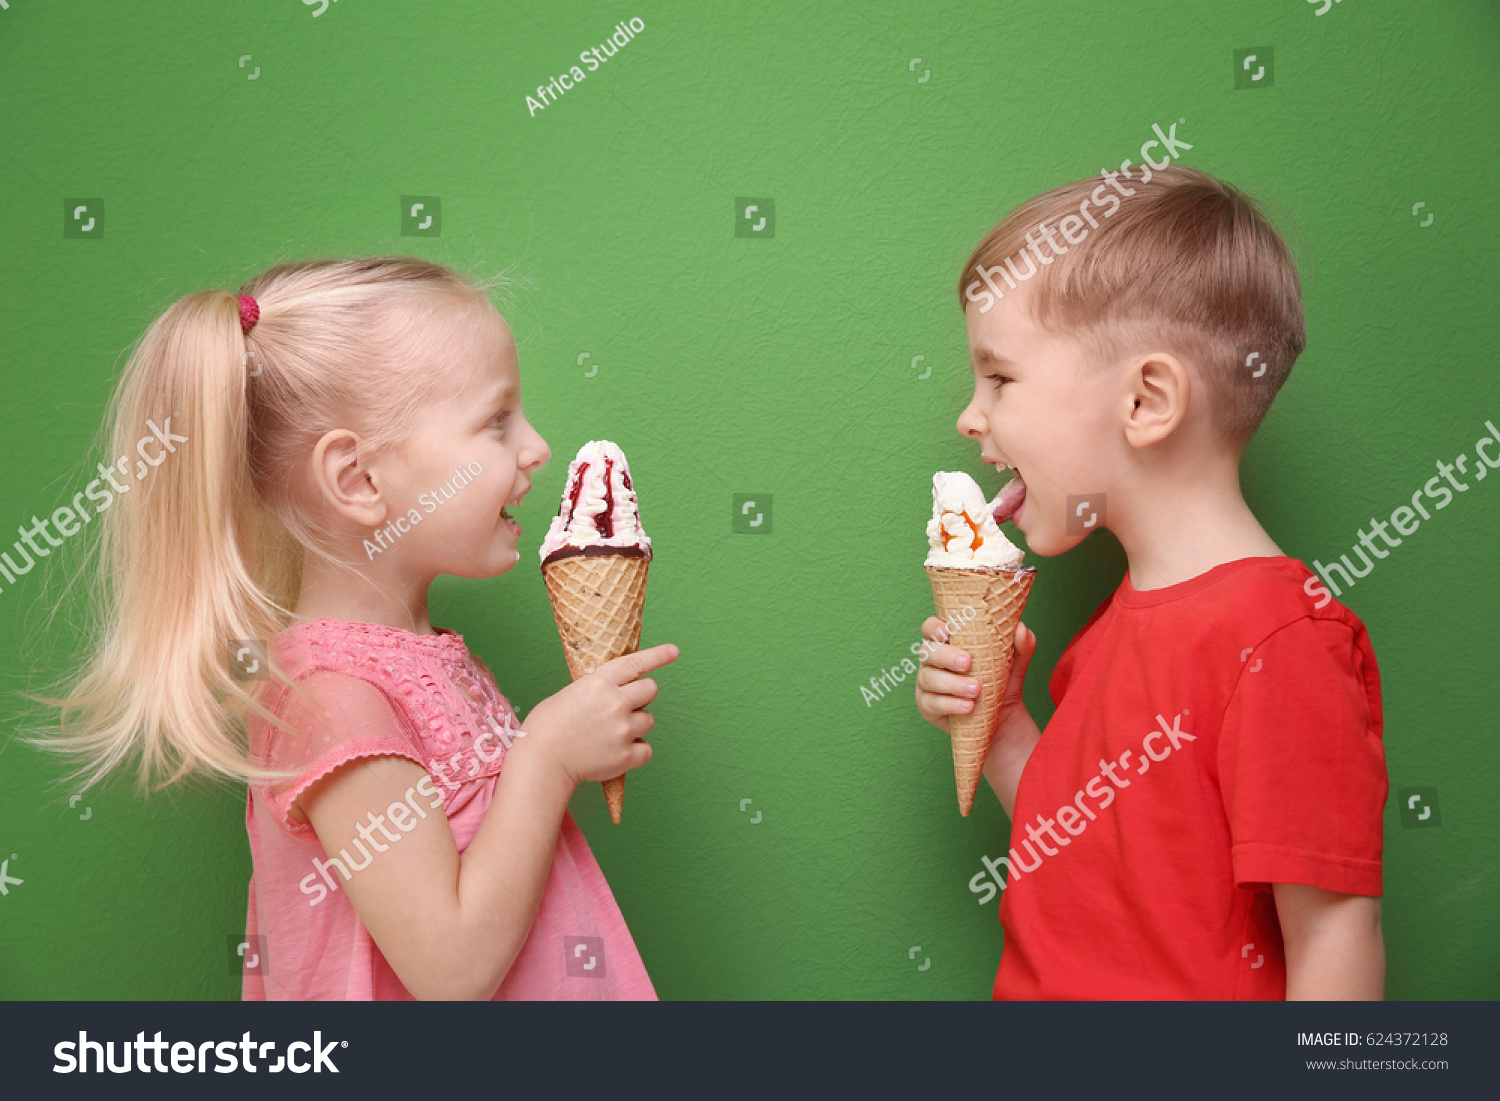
[972,345,1019,370]
[484,379,516,405]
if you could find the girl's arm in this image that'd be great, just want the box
[296,644,677,1000]
[296,747,572,1000]
[1274,882,1385,1000]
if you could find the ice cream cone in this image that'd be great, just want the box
[926,564,1036,816]
[542,550,650,823]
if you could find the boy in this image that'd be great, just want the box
[916,164,1387,1000]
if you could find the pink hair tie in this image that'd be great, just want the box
[237,295,260,332]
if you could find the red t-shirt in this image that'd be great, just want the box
[992,556,1386,1000]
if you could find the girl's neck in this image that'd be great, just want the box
[293,557,437,636]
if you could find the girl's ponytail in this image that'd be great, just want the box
[28,290,293,790]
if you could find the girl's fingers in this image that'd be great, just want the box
[600,643,679,686]
[626,739,654,770]
[617,676,659,710]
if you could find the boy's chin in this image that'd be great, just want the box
[1013,525,1069,558]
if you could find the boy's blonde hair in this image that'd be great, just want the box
[957,163,1307,449]
[27,256,511,791]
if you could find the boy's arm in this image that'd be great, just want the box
[1273,882,1384,1000]
[981,713,1041,821]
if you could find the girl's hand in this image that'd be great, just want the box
[914,616,1037,740]
[520,643,680,787]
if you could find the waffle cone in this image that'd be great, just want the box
[542,551,650,823]
[926,564,1036,816]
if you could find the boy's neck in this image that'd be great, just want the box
[1114,470,1283,592]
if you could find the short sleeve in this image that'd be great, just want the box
[259,669,428,834]
[1218,617,1387,895]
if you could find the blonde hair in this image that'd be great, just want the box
[25,256,514,792]
[957,163,1307,448]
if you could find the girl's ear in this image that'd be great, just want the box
[312,429,387,526]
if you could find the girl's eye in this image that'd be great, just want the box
[985,373,1009,391]
[490,410,513,433]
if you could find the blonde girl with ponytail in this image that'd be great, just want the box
[32,257,676,1000]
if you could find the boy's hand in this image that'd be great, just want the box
[520,643,679,787]
[915,616,1038,740]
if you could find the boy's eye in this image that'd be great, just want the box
[985,373,1009,391]
[490,409,513,433]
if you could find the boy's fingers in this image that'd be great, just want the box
[920,616,952,644]
[922,641,971,674]
[917,690,974,717]
[916,667,980,699]
[600,644,680,685]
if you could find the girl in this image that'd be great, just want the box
[36,256,676,1000]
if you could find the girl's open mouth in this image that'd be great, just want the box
[500,491,525,532]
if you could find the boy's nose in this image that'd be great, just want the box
[956,402,986,439]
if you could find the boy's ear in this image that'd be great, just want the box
[311,429,387,527]
[1122,352,1190,449]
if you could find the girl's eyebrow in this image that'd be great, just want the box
[475,380,515,425]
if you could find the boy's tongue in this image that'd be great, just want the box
[990,474,1027,524]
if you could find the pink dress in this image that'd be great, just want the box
[240,617,657,1000]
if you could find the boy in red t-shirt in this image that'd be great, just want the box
[915,163,1387,1000]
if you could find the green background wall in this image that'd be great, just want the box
[1,0,1496,1000]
